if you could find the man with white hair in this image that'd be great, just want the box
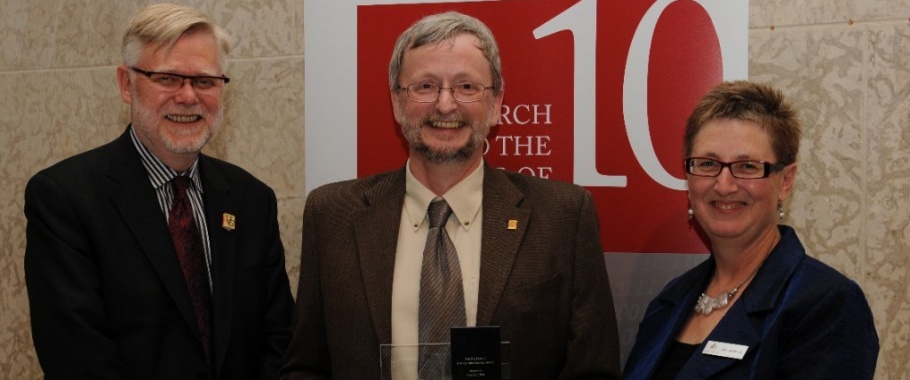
[25,4,293,379]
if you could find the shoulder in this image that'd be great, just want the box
[651,258,712,306]
[198,155,276,196]
[775,228,866,299]
[790,253,868,301]
[27,139,122,192]
[773,247,878,359]
[306,168,404,207]
[749,233,874,333]
[491,168,590,205]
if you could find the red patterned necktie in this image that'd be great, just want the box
[168,176,213,374]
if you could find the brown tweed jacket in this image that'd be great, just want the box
[282,164,620,380]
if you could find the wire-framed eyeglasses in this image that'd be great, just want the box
[685,157,787,179]
[130,67,230,92]
[399,82,494,103]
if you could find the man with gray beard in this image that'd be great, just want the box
[24,4,293,379]
[282,11,621,380]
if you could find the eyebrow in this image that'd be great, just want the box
[695,152,768,161]
[152,66,222,77]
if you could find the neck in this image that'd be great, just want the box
[408,156,482,196]
[709,226,780,288]
[161,152,198,173]
[131,126,200,173]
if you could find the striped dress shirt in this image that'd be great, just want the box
[129,127,213,288]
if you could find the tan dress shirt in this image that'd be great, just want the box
[390,161,484,379]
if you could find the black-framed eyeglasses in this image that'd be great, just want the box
[130,67,230,92]
[398,82,494,103]
[685,157,787,179]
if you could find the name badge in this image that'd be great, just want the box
[702,340,749,360]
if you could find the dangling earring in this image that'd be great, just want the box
[777,200,785,223]
[688,207,694,220]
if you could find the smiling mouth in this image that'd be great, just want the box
[712,201,746,211]
[166,115,202,123]
[427,119,463,129]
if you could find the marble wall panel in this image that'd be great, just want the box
[2,68,125,184]
[751,25,867,279]
[0,67,125,379]
[279,195,306,298]
[48,0,132,68]
[751,0,910,28]
[864,24,910,378]
[212,58,306,196]
[213,0,303,58]
[0,0,57,71]
[294,0,305,56]
[0,72,36,374]
[0,0,300,72]
[751,20,910,377]
[0,212,37,377]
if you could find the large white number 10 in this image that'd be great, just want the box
[533,0,747,190]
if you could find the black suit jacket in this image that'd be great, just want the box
[25,128,294,380]
[282,165,621,379]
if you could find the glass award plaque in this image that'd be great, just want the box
[450,326,501,379]
[380,336,510,379]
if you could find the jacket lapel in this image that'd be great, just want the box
[680,227,803,379]
[624,261,712,380]
[475,167,530,325]
[626,226,807,380]
[105,130,199,338]
[681,303,762,379]
[197,156,237,374]
[354,170,406,344]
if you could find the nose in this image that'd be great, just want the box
[434,88,458,114]
[173,79,200,104]
[713,167,740,195]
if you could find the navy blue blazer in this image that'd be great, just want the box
[623,226,878,380]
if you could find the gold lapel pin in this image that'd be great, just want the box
[507,219,518,230]
[222,213,236,231]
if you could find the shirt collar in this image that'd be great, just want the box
[129,126,202,192]
[404,160,484,232]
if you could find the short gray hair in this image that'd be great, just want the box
[389,11,503,96]
[122,3,232,72]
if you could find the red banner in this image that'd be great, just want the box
[354,0,744,253]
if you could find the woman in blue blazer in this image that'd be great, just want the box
[623,81,879,380]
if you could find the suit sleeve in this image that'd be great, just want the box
[257,188,296,379]
[24,172,129,379]
[280,189,331,380]
[776,279,879,379]
[561,191,622,379]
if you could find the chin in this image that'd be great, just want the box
[699,219,750,240]
[417,145,473,164]
[163,133,210,154]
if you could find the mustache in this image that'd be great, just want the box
[161,106,207,116]
[423,112,466,124]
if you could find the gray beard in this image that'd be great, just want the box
[413,139,476,165]
[396,97,494,165]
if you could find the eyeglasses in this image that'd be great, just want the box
[399,82,494,103]
[130,67,230,92]
[685,157,786,179]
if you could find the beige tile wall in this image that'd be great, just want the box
[0,0,906,378]
[750,1,910,377]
